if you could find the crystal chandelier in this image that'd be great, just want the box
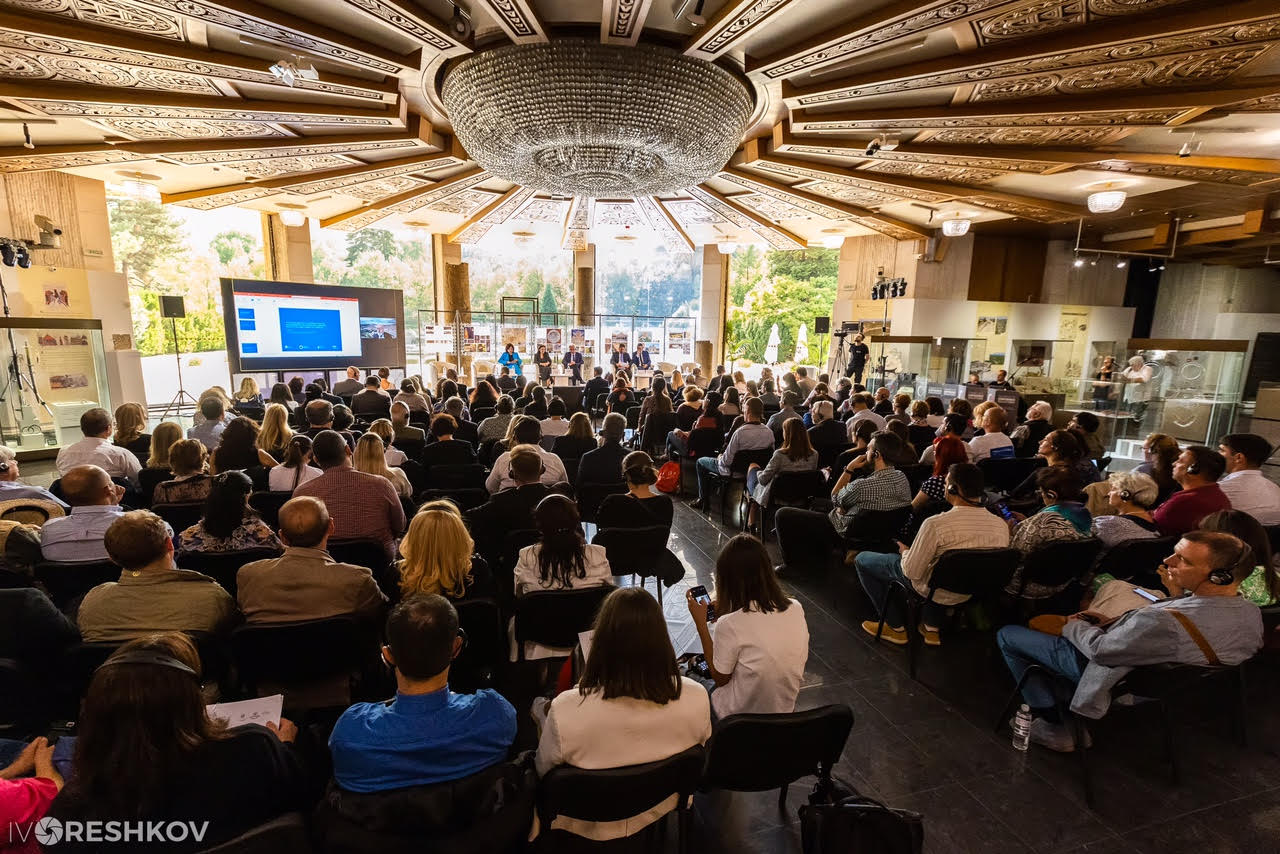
[1087,188,1127,213]
[941,217,971,237]
[442,40,753,198]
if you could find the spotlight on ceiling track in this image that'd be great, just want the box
[450,4,473,39]
[864,139,880,157]
[1073,256,1085,268]
[1115,259,1127,269]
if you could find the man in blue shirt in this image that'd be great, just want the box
[0,458,67,508]
[329,594,516,793]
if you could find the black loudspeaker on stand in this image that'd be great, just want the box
[159,295,199,420]
[814,316,830,334]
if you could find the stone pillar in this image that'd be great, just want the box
[696,244,729,369]
[260,212,313,282]
[574,244,595,324]
[431,233,462,320]
[442,262,471,321]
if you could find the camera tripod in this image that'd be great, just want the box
[831,333,848,378]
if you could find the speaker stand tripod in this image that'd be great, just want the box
[159,315,198,421]
[831,334,848,378]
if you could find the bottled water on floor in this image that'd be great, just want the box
[1012,704,1032,751]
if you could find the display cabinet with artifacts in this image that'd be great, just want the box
[867,336,933,399]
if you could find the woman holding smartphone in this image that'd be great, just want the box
[685,535,809,719]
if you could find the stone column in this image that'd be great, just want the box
[696,244,729,369]
[260,212,313,282]
[431,233,462,320]
[574,244,595,324]
[442,262,471,321]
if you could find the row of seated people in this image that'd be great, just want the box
[1,519,810,851]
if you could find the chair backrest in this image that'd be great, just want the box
[767,470,827,508]
[702,704,854,793]
[427,463,487,490]
[1019,537,1104,591]
[35,560,120,610]
[501,529,542,574]
[152,502,205,534]
[248,491,292,529]
[624,407,640,429]
[326,539,390,574]
[816,442,853,472]
[843,507,912,543]
[176,548,283,599]
[979,457,1046,493]
[577,481,627,523]
[1092,535,1178,582]
[686,427,723,460]
[197,812,313,854]
[408,410,432,426]
[471,405,496,423]
[452,595,504,693]
[537,745,705,830]
[639,412,679,455]
[898,463,932,494]
[391,437,426,460]
[927,548,1022,598]
[418,488,490,513]
[514,586,615,650]
[592,525,671,574]
[730,448,774,476]
[230,615,371,690]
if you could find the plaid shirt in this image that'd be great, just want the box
[830,467,911,535]
[294,466,406,558]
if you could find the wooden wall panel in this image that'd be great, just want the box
[3,171,84,268]
[968,235,1046,302]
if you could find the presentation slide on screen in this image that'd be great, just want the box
[234,292,362,359]
[222,278,406,372]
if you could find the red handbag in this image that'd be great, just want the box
[655,461,680,493]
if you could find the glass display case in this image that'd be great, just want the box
[0,318,111,453]
[866,336,933,399]
[1071,338,1246,465]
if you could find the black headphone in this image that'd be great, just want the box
[1209,541,1252,587]
[96,651,198,678]
[1187,461,1200,475]
[1119,489,1132,502]
[946,480,982,506]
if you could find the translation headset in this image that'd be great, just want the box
[946,481,983,507]
[1187,461,1200,475]
[96,651,198,678]
[1208,541,1252,587]
[1119,489,1132,502]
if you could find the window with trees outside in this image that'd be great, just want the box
[595,236,698,319]
[460,242,573,315]
[726,246,837,372]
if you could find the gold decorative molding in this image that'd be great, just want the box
[477,0,548,44]
[448,185,535,244]
[602,0,654,46]
[636,196,694,251]
[684,0,799,61]
[687,184,806,250]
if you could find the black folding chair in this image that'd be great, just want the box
[576,481,627,525]
[979,457,1046,494]
[391,437,426,461]
[152,502,204,534]
[538,746,705,853]
[452,596,504,693]
[593,526,685,599]
[1092,535,1178,588]
[230,615,379,709]
[327,539,397,599]
[758,469,827,542]
[34,560,120,611]
[471,406,496,423]
[898,463,932,494]
[638,412,678,458]
[871,547,1022,679]
[418,488,489,513]
[426,463,487,491]
[701,704,854,810]
[248,491,292,529]
[1012,537,1104,616]
[176,548,283,600]
[513,586,615,661]
[678,428,723,498]
[197,812,313,854]
[842,507,913,554]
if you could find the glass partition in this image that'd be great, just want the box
[868,336,933,399]
[0,318,110,453]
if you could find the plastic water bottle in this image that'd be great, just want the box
[1012,704,1032,751]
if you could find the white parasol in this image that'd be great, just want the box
[794,323,809,364]
[764,323,780,364]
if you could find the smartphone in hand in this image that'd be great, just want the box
[689,584,716,621]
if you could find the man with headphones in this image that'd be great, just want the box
[997,530,1264,751]
[854,463,1010,647]
[329,594,516,792]
[1152,445,1231,537]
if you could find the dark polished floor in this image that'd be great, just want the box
[658,500,1280,854]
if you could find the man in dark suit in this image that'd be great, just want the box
[466,447,555,564]
[443,398,480,447]
[562,344,584,384]
[582,366,609,411]
[332,366,363,397]
[710,365,731,393]
[807,401,848,450]
[633,343,652,370]
[351,376,391,421]
[422,413,478,467]
[304,382,341,407]
[390,402,426,443]
[576,412,627,489]
[609,343,631,372]
[496,366,517,394]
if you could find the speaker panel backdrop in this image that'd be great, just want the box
[220,278,405,373]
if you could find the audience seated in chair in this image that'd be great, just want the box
[390,401,426,445]
[690,397,774,512]
[295,431,406,562]
[152,439,213,507]
[56,407,141,486]
[477,394,515,444]
[443,397,480,447]
[0,456,65,509]
[175,471,281,555]
[746,416,816,532]
[41,465,127,563]
[806,400,846,452]
[467,446,558,567]
[399,501,495,602]
[366,419,406,467]
[685,535,808,718]
[187,396,230,454]
[1216,433,1279,525]
[1003,466,1093,601]
[268,434,322,493]
[486,416,568,493]
[596,452,674,533]
[422,414,477,467]
[1090,472,1161,547]
[1152,445,1231,537]
[534,587,710,841]
[351,375,392,422]
[46,633,308,850]
[209,416,277,474]
[333,365,364,398]
[774,432,913,571]
[328,595,517,793]
[539,397,571,441]
[301,400,356,451]
[237,496,385,624]
[552,412,597,463]
[77,510,236,643]
[353,433,413,500]
[969,407,1015,462]
[139,421,183,503]
[576,412,629,490]
[855,463,1011,647]
[997,531,1263,751]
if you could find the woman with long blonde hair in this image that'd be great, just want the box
[234,377,262,404]
[398,503,493,600]
[367,418,407,466]
[257,403,293,460]
[112,402,150,460]
[146,422,183,470]
[353,432,412,498]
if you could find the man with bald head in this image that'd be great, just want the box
[40,464,127,562]
[236,496,387,624]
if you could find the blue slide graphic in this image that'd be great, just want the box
[279,307,343,352]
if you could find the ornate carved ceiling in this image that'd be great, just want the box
[0,0,1277,262]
